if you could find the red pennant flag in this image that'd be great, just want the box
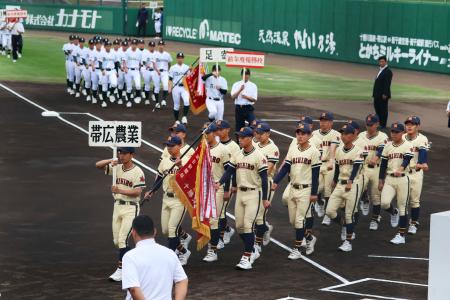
[183,63,207,115]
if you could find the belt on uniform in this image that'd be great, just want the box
[159,69,166,72]
[339,180,350,184]
[389,173,406,177]
[105,68,112,71]
[177,84,184,87]
[291,183,310,190]
[209,97,221,101]
[409,169,418,174]
[321,160,329,163]
[130,68,137,71]
[96,67,101,70]
[115,200,138,206]
[236,104,252,108]
[239,187,256,192]
[367,164,380,169]
[166,192,175,198]
[148,68,154,71]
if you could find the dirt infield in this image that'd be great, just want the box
[1,81,448,299]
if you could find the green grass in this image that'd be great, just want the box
[1,34,449,102]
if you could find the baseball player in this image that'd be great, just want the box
[62,34,77,95]
[313,112,341,226]
[404,116,429,235]
[216,120,239,246]
[202,122,231,262]
[137,38,145,51]
[153,8,162,38]
[0,16,11,56]
[326,124,364,252]
[89,38,105,104]
[72,37,85,98]
[169,52,190,125]
[116,40,129,105]
[145,136,192,265]
[358,114,389,231]
[217,127,269,270]
[272,123,321,259]
[379,122,414,244]
[122,39,143,108]
[160,124,194,161]
[154,40,172,107]
[99,41,119,107]
[202,65,228,122]
[95,147,146,282]
[82,39,95,102]
[253,122,279,252]
[140,41,158,105]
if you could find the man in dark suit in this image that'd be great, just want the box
[372,56,393,129]
[136,3,149,36]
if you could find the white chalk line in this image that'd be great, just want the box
[1,83,350,284]
[368,255,429,261]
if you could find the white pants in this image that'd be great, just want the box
[117,70,126,90]
[82,66,92,89]
[154,70,169,93]
[2,34,11,51]
[206,98,224,120]
[100,69,118,92]
[91,68,101,91]
[172,85,189,110]
[142,68,158,92]
[125,69,141,93]
[155,21,161,34]
[75,64,83,84]
[66,61,76,82]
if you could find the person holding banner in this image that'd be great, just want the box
[202,122,231,262]
[169,52,191,125]
[202,65,228,122]
[95,147,146,282]
[145,136,192,266]
[10,17,24,62]
[231,69,258,132]
[216,127,269,270]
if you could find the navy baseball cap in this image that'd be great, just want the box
[118,147,136,153]
[250,120,261,130]
[365,114,379,125]
[79,37,85,43]
[148,41,155,47]
[405,115,420,125]
[164,136,182,146]
[319,112,334,121]
[340,124,356,134]
[169,123,187,133]
[121,41,129,46]
[203,122,218,133]
[235,127,254,137]
[255,122,270,133]
[131,39,138,45]
[176,52,185,58]
[296,123,312,134]
[390,122,405,133]
[158,40,165,45]
[298,115,313,125]
[105,41,112,46]
[215,120,230,129]
[138,39,145,44]
[113,39,120,45]
[347,120,360,130]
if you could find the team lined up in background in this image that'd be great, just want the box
[0,16,25,62]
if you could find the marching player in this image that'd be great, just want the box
[0,17,11,57]
[404,116,429,235]
[95,147,146,282]
[326,124,364,252]
[253,122,279,251]
[202,65,228,122]
[72,37,85,98]
[358,114,389,230]
[154,40,172,108]
[90,38,106,104]
[216,120,239,245]
[272,123,321,258]
[202,122,231,262]
[141,41,158,105]
[160,124,194,161]
[153,8,162,38]
[313,112,341,225]
[99,41,119,107]
[379,122,414,244]
[216,127,269,270]
[145,136,192,265]
[63,34,77,95]
[169,52,190,125]
[82,39,95,102]
[116,40,129,105]
[123,39,143,108]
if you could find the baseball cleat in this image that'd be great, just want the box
[360,201,370,216]
[315,202,325,217]
[17,53,22,58]
[154,103,161,109]
[250,247,260,263]
[181,233,192,249]
[134,96,141,104]
[390,233,406,245]
[175,120,181,125]
[144,100,150,105]
[181,116,188,125]
[99,93,103,100]
[161,100,167,106]
[108,268,122,282]
[369,220,380,231]
[141,91,145,98]
[407,224,418,235]
[82,89,87,96]
[130,93,135,99]
[254,244,262,255]
[75,92,80,98]
[288,248,302,260]
[236,255,252,270]
[122,91,126,97]
[151,94,156,102]
[69,89,75,95]
[101,101,107,108]
[202,249,218,262]
[338,240,352,252]
[7,54,10,58]
[305,235,317,255]
[178,249,191,266]
[321,215,331,226]
[92,98,98,104]
[126,101,132,108]
[109,95,116,103]
[301,238,307,247]
[390,208,400,228]
[223,227,235,245]
[263,223,273,246]
[86,95,91,102]
[340,227,356,241]
[117,99,123,105]
[217,239,225,250]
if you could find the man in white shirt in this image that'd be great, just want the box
[10,18,24,62]
[122,215,188,300]
[231,68,258,132]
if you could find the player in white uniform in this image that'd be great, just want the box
[153,8,162,38]
[169,52,190,125]
[82,39,95,102]
[0,17,11,56]
[154,40,173,108]
[202,65,228,122]
[116,40,129,105]
[123,39,142,108]
[62,34,77,95]
[90,39,105,104]
[72,37,86,98]
[99,41,119,107]
[140,41,158,105]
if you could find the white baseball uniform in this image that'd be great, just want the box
[101,49,118,92]
[123,48,142,93]
[205,75,228,121]
[141,49,158,92]
[169,63,190,110]
[154,51,172,93]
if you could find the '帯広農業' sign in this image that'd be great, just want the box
[88,121,142,148]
